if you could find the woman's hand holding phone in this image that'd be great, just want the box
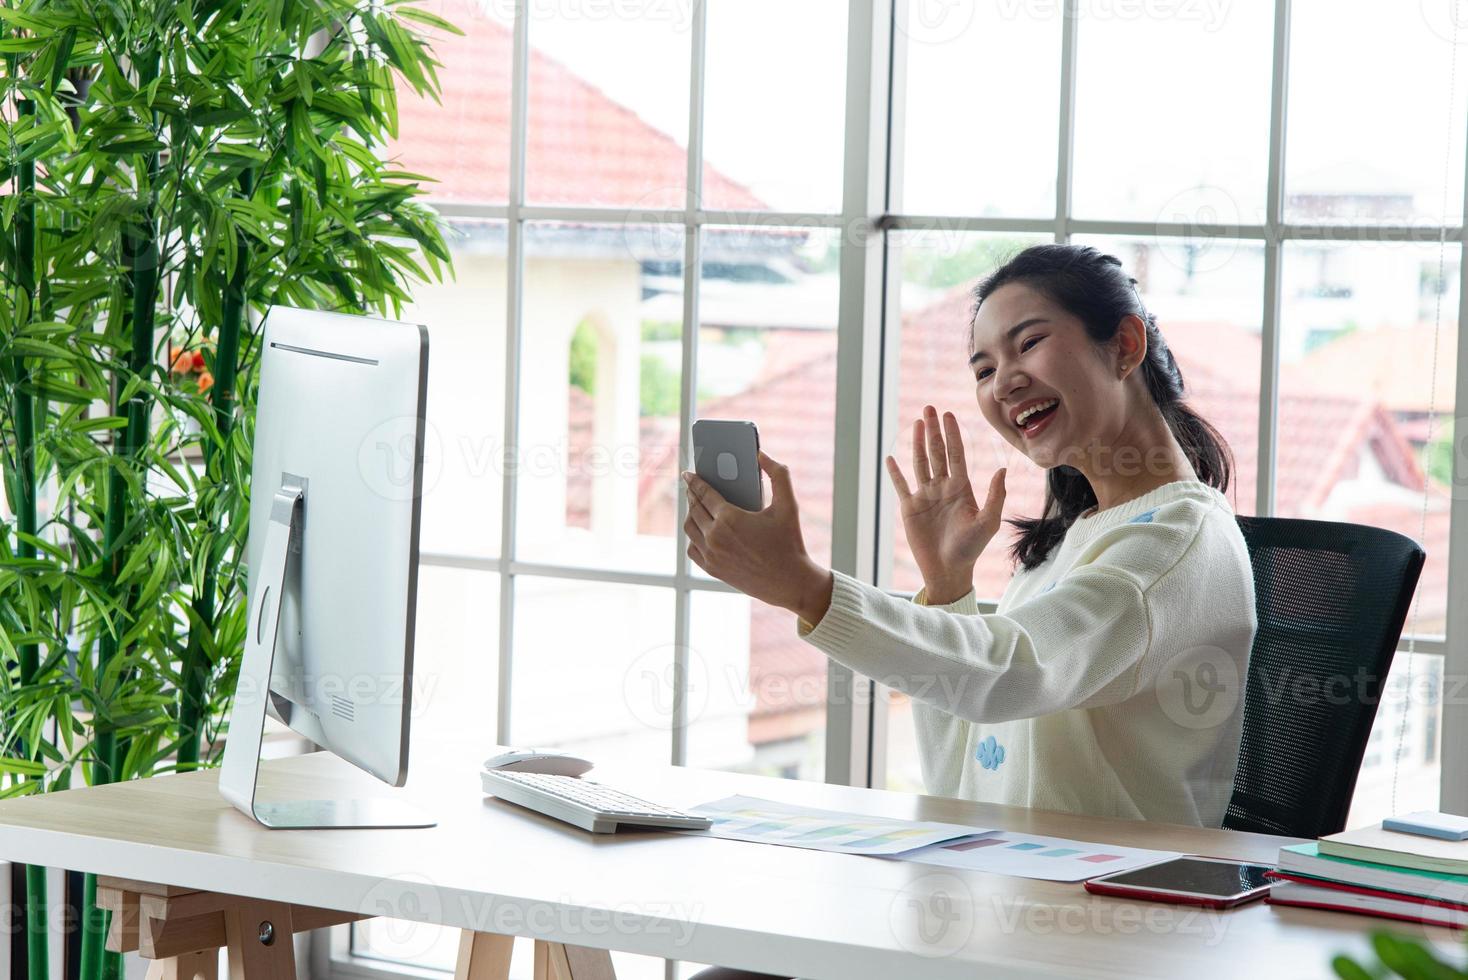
[886,405,1007,605]
[682,450,834,626]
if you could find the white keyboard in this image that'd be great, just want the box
[481,769,713,834]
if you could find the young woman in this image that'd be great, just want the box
[681,243,1256,829]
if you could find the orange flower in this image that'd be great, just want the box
[198,371,214,394]
[170,350,192,374]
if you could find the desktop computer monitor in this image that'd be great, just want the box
[220,305,435,829]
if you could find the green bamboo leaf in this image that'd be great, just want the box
[100,138,166,155]
[138,551,171,607]
[72,417,128,433]
[50,28,77,95]
[0,8,51,31]
[296,61,313,107]
[5,337,73,359]
[0,758,46,777]
[392,5,467,36]
[191,108,252,128]
[14,533,69,565]
[113,531,156,585]
[20,381,97,406]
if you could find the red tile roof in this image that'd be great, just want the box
[1284,321,1458,416]
[388,2,763,209]
[598,281,1452,734]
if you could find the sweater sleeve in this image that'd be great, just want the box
[791,526,1178,723]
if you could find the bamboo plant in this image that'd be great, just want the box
[0,2,459,978]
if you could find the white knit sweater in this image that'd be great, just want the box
[796,479,1257,828]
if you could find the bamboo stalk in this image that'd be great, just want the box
[81,49,161,975]
[178,170,252,772]
[79,237,154,980]
[6,93,49,980]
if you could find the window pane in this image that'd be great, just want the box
[687,589,826,781]
[1279,241,1458,636]
[410,219,508,558]
[355,564,501,974]
[1345,651,1443,828]
[517,222,685,574]
[1287,0,1468,225]
[511,578,675,765]
[692,226,840,584]
[387,0,512,204]
[353,918,459,974]
[884,690,926,796]
[409,566,501,749]
[899,1,1058,218]
[701,0,848,212]
[525,2,691,207]
[1073,234,1264,520]
[1072,1,1271,221]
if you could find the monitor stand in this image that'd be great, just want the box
[219,483,435,829]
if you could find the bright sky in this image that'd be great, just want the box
[503,0,1468,222]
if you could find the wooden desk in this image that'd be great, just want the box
[0,746,1446,980]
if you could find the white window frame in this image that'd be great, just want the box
[864,0,1468,816]
[318,0,1468,976]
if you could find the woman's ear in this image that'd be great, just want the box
[1115,314,1148,378]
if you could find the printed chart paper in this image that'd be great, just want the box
[686,795,994,856]
[887,830,1183,882]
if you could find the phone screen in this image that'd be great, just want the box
[1095,858,1273,897]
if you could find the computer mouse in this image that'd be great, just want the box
[483,749,594,777]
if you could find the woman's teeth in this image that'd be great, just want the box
[1017,399,1058,428]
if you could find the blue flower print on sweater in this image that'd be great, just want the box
[1128,508,1157,524]
[976,734,1006,771]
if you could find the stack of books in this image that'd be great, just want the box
[1266,820,1468,929]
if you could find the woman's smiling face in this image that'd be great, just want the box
[969,281,1127,469]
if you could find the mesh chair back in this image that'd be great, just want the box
[1223,516,1425,839]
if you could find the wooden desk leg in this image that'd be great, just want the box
[144,950,219,980]
[534,940,551,980]
[543,941,616,980]
[455,929,515,979]
[453,933,617,980]
[222,900,297,980]
[98,878,363,980]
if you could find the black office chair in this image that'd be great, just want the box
[687,517,1427,980]
[1223,515,1426,840]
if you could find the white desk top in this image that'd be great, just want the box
[0,744,1443,980]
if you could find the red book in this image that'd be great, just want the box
[1265,870,1468,930]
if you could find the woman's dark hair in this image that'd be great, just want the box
[967,243,1235,572]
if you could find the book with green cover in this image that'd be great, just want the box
[1318,822,1468,875]
[1278,842,1468,903]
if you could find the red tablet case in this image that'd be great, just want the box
[1082,878,1267,909]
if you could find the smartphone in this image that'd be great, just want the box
[1082,856,1274,909]
[691,419,762,511]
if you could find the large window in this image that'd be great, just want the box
[334,1,1465,977]
[878,1,1462,826]
[342,1,848,977]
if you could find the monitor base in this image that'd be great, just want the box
[220,483,436,831]
[251,797,436,829]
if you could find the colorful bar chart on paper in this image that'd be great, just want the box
[684,795,996,856]
[887,831,1183,882]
